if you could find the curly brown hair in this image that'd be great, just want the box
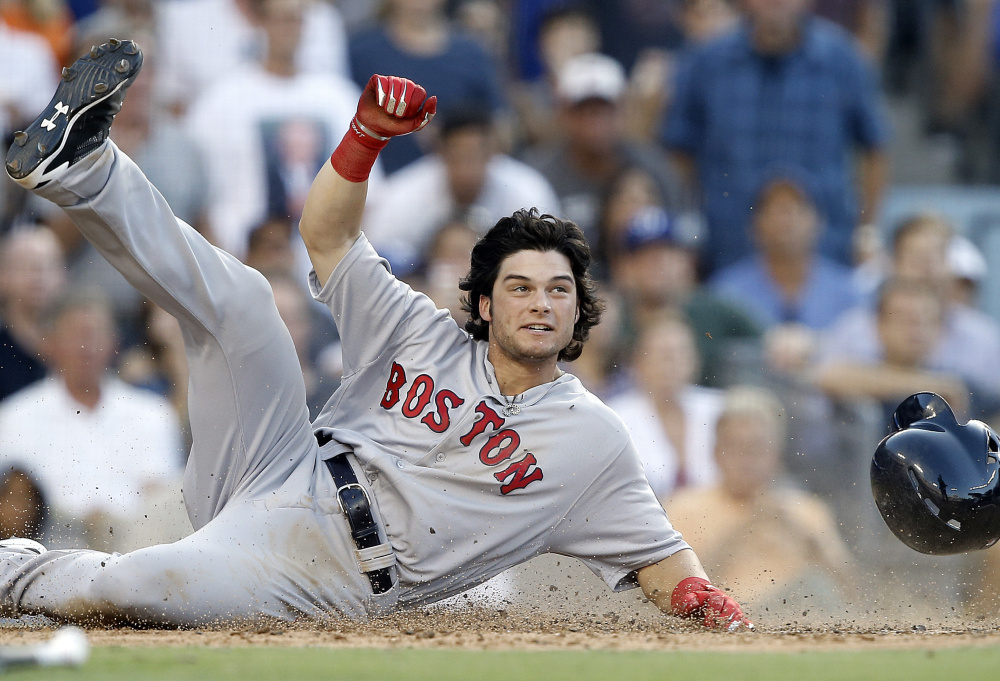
[458,209,604,362]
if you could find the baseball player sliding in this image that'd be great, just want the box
[2,40,750,630]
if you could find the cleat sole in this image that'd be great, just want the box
[4,39,142,186]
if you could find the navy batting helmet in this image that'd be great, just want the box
[870,392,1000,555]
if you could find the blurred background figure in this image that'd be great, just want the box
[814,0,888,61]
[521,52,689,248]
[710,170,861,377]
[814,279,979,422]
[663,0,891,274]
[563,287,627,399]
[404,217,481,326]
[0,227,66,402]
[363,106,559,276]
[0,0,75,65]
[0,290,187,552]
[947,233,988,309]
[117,299,190,442]
[184,0,361,262]
[508,5,601,148]
[611,206,762,388]
[347,0,509,173]
[264,271,343,419]
[666,385,856,616]
[594,165,676,280]
[821,214,1000,419]
[0,18,59,230]
[607,314,724,500]
[155,0,349,117]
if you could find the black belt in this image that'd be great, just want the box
[323,452,394,594]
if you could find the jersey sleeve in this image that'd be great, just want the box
[309,233,459,377]
[547,438,690,592]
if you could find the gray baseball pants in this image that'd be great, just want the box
[0,143,396,625]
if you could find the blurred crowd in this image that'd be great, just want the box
[3,0,1000,621]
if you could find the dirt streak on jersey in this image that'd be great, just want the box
[309,234,688,607]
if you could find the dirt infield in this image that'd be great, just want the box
[1,554,996,653]
[1,611,1000,653]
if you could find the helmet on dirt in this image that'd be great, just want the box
[870,392,1000,555]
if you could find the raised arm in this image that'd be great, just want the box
[299,75,437,285]
[637,548,753,631]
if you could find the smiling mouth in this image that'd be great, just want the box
[524,324,553,332]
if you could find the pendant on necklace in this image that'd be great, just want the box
[503,403,520,417]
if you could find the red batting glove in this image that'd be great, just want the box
[671,577,753,631]
[330,74,438,182]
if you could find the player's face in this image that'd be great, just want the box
[481,249,579,366]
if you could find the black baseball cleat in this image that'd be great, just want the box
[5,38,142,189]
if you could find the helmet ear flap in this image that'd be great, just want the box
[891,392,956,432]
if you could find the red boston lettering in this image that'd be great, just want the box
[401,374,434,418]
[421,389,464,433]
[479,429,520,465]
[459,401,504,446]
[380,361,407,409]
[495,454,544,495]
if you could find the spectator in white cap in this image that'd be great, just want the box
[819,213,1000,420]
[947,234,987,310]
[519,52,689,248]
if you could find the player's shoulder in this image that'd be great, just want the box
[558,377,633,441]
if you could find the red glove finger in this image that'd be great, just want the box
[360,75,437,137]
[671,577,753,631]
[702,591,751,631]
[330,74,437,182]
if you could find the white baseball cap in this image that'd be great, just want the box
[948,235,987,283]
[556,52,626,105]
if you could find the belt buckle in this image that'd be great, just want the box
[336,482,370,514]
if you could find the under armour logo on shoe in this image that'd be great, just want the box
[41,102,70,131]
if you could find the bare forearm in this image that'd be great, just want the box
[814,363,968,410]
[637,548,708,612]
[857,151,888,224]
[298,161,368,286]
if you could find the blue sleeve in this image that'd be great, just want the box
[843,50,890,150]
[662,49,705,154]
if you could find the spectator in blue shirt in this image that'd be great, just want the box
[348,0,509,174]
[663,0,891,273]
[710,169,860,331]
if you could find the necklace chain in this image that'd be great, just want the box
[502,393,520,417]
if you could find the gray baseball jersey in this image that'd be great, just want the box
[0,141,688,625]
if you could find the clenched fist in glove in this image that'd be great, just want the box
[671,577,753,631]
[330,74,438,182]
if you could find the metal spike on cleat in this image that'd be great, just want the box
[62,67,76,82]
[13,131,27,146]
[115,59,129,74]
[123,42,138,56]
[108,38,121,50]
[94,83,109,94]
[6,159,20,174]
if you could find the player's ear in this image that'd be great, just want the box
[574,306,580,324]
[479,295,492,322]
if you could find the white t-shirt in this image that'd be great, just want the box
[155,0,349,112]
[363,154,561,274]
[0,377,183,517]
[185,65,363,258]
[607,385,725,499]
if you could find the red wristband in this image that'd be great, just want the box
[329,118,389,183]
